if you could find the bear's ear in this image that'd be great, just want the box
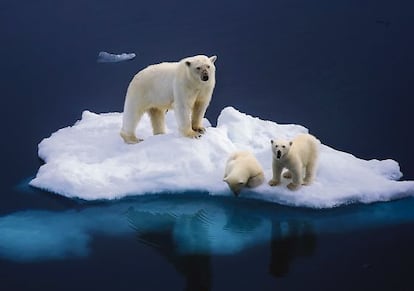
[289,141,293,146]
[271,140,274,144]
[209,55,217,63]
[185,61,191,67]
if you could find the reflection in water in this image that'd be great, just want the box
[126,205,317,287]
[269,220,316,277]
[124,204,271,290]
[127,209,212,291]
[0,193,413,281]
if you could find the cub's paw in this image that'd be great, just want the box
[283,171,292,179]
[268,179,280,187]
[287,183,300,191]
[302,179,313,186]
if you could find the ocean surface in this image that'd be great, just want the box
[1,0,413,290]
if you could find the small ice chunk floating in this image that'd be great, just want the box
[97,51,136,63]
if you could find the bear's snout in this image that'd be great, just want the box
[201,70,209,81]
[276,150,282,159]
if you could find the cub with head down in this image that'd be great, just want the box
[268,133,320,190]
[224,151,265,196]
[120,54,217,143]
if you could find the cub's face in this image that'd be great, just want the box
[223,177,245,196]
[270,139,292,160]
[185,55,217,82]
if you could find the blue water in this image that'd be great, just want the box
[3,193,413,262]
[1,0,414,290]
[1,191,414,290]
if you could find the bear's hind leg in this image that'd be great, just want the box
[287,166,302,190]
[148,108,166,135]
[120,109,145,144]
[247,172,264,188]
[283,170,292,179]
[303,160,316,185]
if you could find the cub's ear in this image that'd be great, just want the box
[185,61,191,67]
[289,141,293,146]
[271,140,274,144]
[209,55,217,63]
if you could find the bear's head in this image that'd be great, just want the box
[184,55,217,82]
[270,139,292,160]
[223,176,246,197]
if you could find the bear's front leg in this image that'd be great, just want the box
[191,100,209,134]
[174,97,202,139]
[268,160,283,186]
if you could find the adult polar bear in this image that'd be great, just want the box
[120,55,217,143]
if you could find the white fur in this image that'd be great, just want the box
[269,133,320,190]
[120,55,217,143]
[224,151,265,196]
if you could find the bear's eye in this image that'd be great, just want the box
[196,67,201,70]
[207,65,210,69]
[282,145,286,148]
[275,145,278,148]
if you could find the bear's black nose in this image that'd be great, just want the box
[277,150,282,159]
[201,75,209,81]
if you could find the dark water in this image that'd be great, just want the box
[1,0,414,290]
[1,193,414,290]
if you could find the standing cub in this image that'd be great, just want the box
[224,151,265,196]
[268,133,320,190]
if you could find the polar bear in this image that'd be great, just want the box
[120,55,217,143]
[268,133,320,190]
[223,151,265,196]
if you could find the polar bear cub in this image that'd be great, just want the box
[224,151,265,196]
[120,55,217,143]
[268,133,320,190]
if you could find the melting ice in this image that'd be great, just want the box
[29,107,414,208]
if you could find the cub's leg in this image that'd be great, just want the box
[247,172,265,188]
[303,159,317,185]
[269,161,283,186]
[283,171,292,179]
[287,165,302,191]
